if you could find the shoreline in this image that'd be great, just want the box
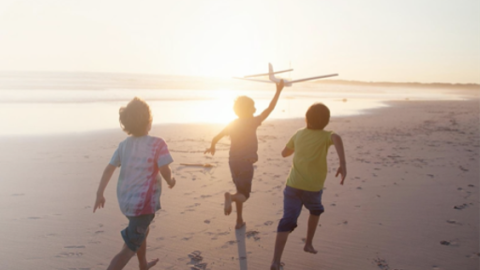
[0,98,478,270]
[1,85,476,138]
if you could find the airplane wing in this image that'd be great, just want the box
[243,69,293,78]
[233,77,275,83]
[290,74,338,83]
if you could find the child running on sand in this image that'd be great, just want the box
[204,80,285,229]
[93,97,176,270]
[270,103,346,270]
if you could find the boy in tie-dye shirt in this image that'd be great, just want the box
[94,97,175,270]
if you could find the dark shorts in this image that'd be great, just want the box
[121,214,155,252]
[229,159,254,199]
[277,186,325,232]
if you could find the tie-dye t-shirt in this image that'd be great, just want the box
[109,135,173,217]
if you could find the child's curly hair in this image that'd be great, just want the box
[119,97,152,136]
[306,103,330,130]
[233,96,255,117]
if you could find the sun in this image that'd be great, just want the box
[199,89,238,123]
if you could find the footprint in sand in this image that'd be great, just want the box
[373,257,390,270]
[446,219,462,225]
[466,252,480,259]
[187,250,208,270]
[56,251,83,258]
[264,221,273,226]
[337,220,348,225]
[453,204,469,210]
[64,245,86,248]
[221,240,237,249]
[440,240,459,247]
[246,230,260,241]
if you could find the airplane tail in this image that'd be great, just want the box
[268,63,276,81]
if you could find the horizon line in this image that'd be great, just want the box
[0,70,478,87]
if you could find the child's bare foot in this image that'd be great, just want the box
[235,221,246,230]
[224,192,232,215]
[139,258,159,270]
[270,262,284,270]
[304,244,318,254]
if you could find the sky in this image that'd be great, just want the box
[0,0,479,83]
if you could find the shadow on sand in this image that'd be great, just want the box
[235,226,248,270]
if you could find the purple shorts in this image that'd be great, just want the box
[277,186,325,232]
[229,159,254,199]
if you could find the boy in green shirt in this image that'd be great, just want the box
[271,103,346,270]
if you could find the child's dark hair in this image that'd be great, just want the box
[119,97,152,136]
[306,103,330,130]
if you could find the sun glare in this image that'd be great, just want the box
[201,89,238,123]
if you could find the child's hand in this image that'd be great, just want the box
[276,79,285,92]
[93,195,106,213]
[167,177,176,189]
[335,164,347,185]
[204,146,216,156]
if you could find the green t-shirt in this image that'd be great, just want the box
[285,128,333,191]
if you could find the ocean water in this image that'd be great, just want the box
[0,72,466,136]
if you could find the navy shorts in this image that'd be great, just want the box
[229,159,254,199]
[121,214,155,252]
[277,186,325,232]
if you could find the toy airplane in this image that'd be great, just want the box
[234,63,338,87]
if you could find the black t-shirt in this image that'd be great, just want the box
[225,116,262,162]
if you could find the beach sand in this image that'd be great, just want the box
[0,96,478,270]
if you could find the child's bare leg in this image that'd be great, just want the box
[107,244,136,270]
[271,232,289,270]
[136,228,159,270]
[231,193,247,228]
[224,192,233,215]
[224,192,247,228]
[234,200,245,229]
[304,214,320,254]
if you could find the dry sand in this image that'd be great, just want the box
[0,97,478,270]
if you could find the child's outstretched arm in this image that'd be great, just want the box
[332,133,347,185]
[258,80,285,122]
[159,165,176,188]
[93,164,116,213]
[281,146,294,157]
[204,128,228,156]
